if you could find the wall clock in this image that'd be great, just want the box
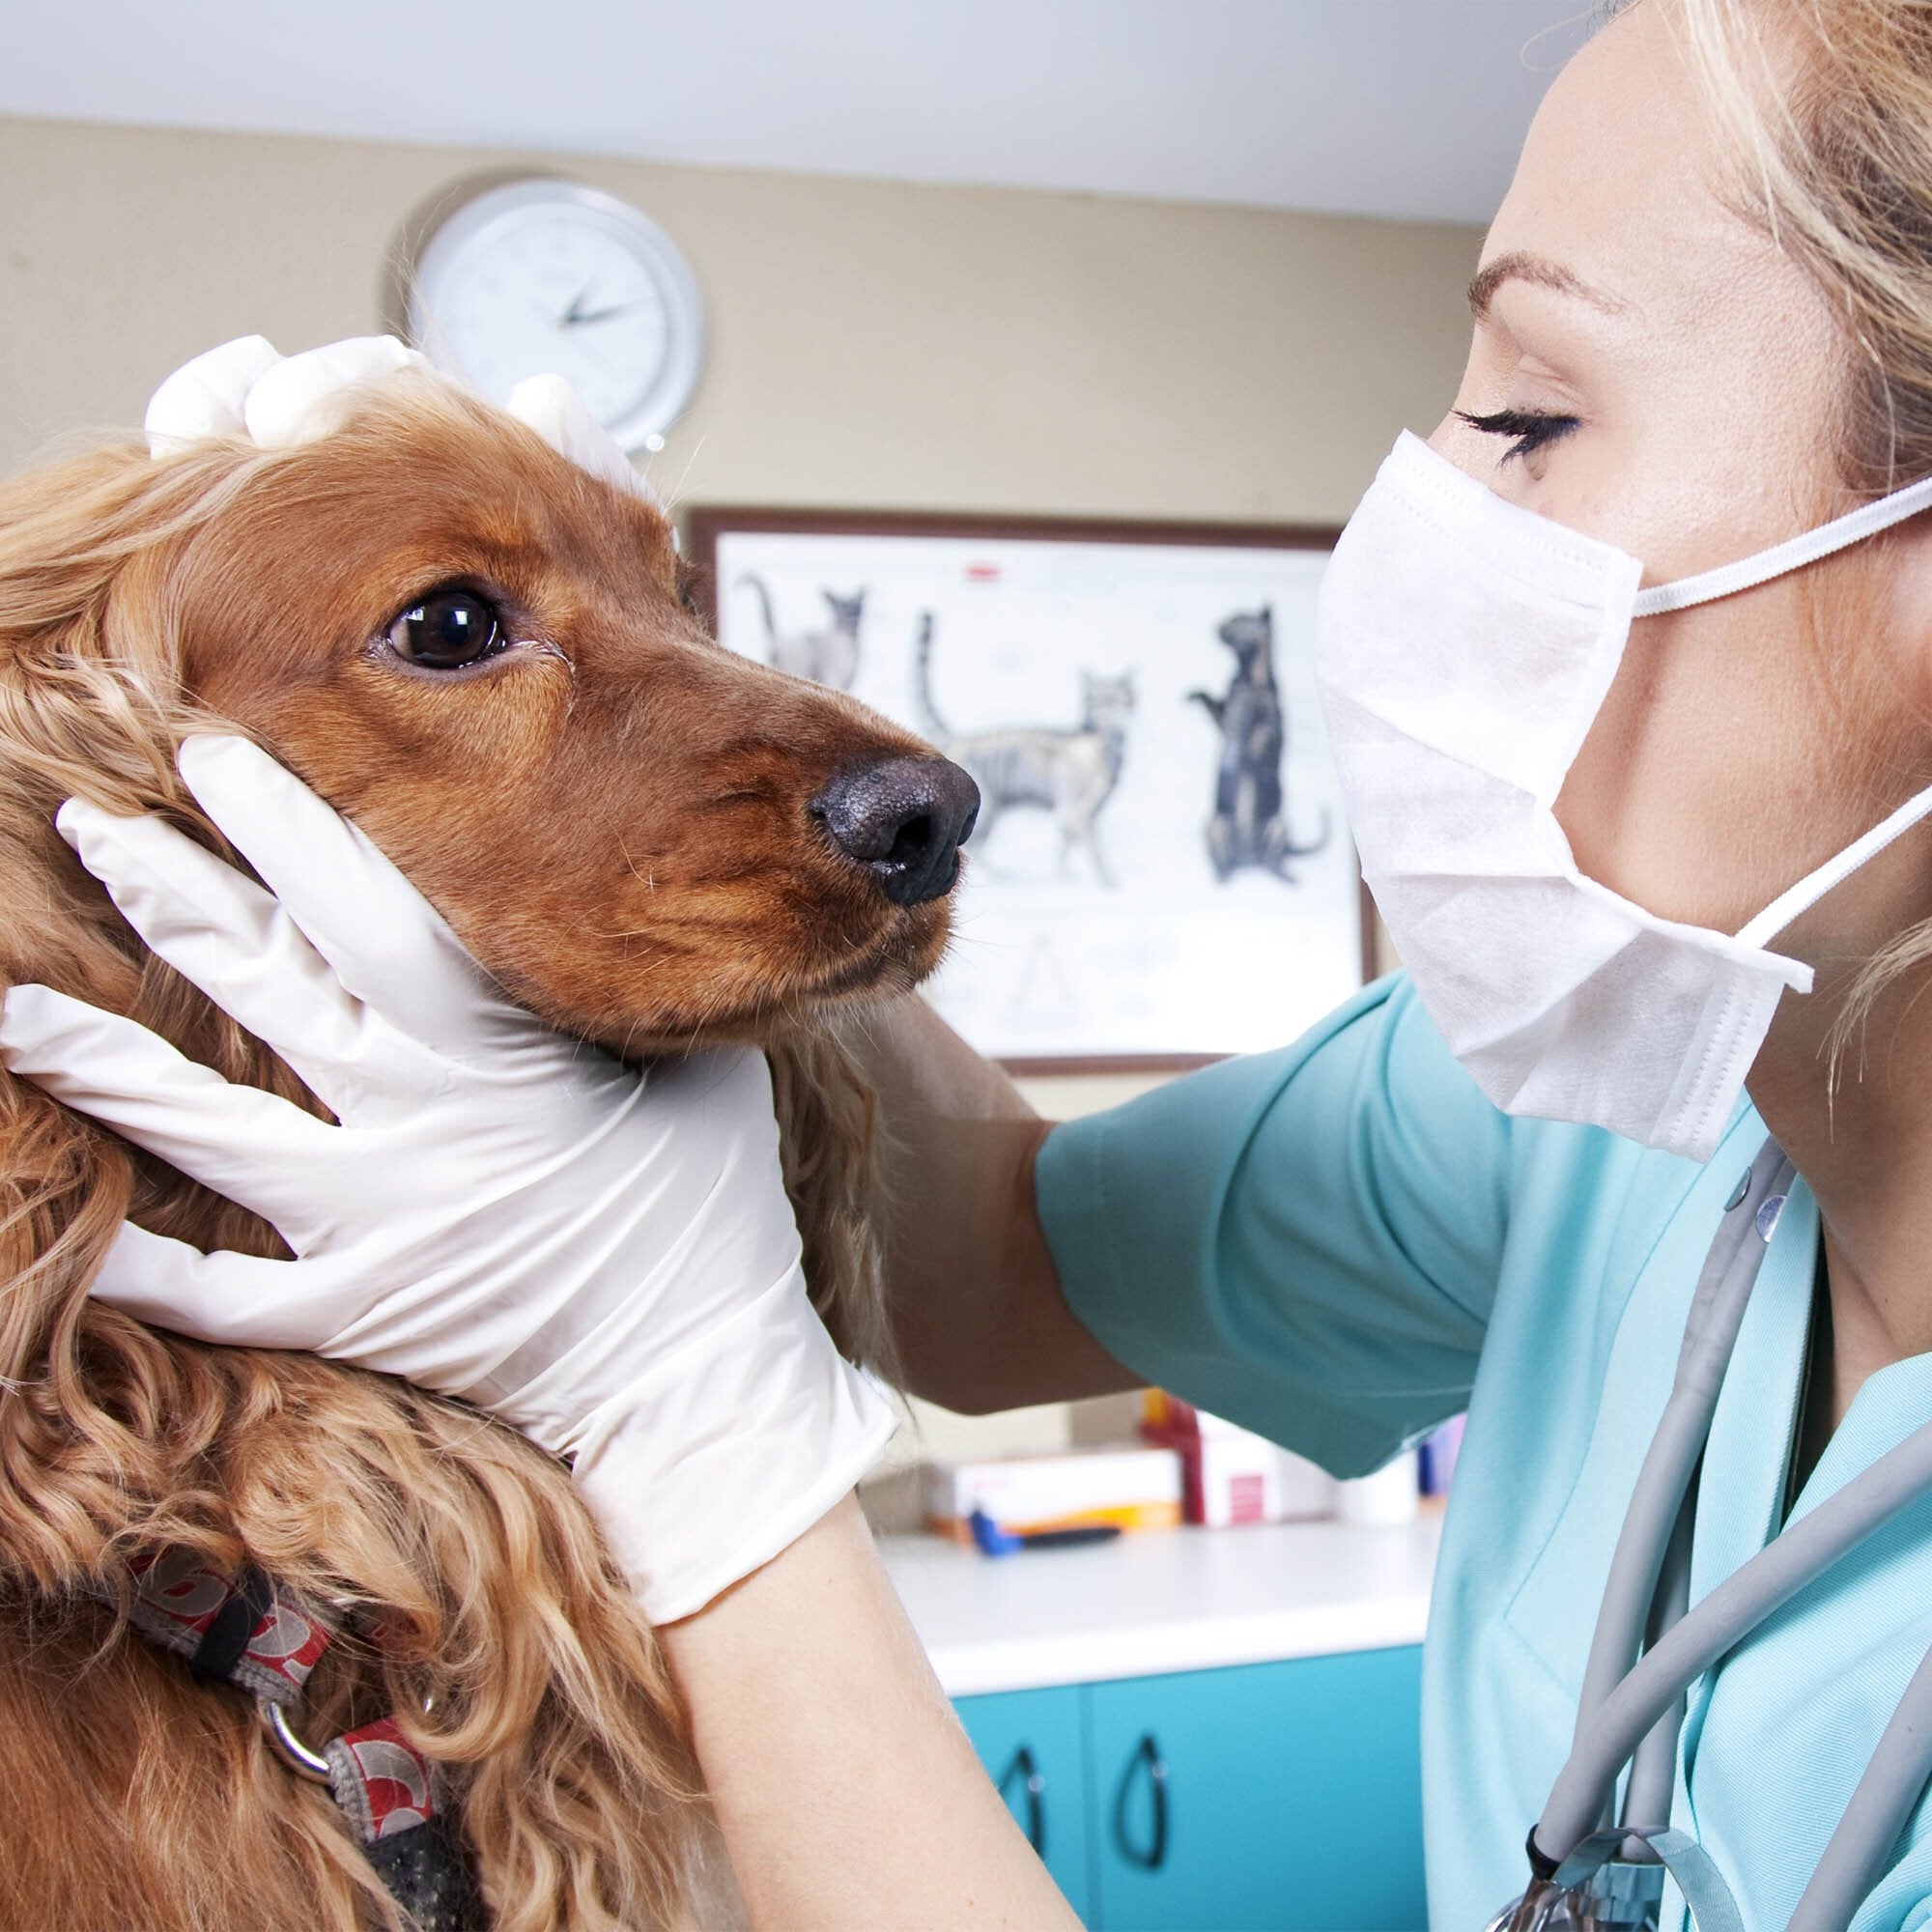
[402,177,706,452]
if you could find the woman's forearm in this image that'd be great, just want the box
[661,1492,1084,1932]
[847,993,1138,1413]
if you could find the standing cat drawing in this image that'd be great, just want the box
[1188,604,1330,881]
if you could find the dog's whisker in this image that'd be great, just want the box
[654,432,707,517]
[614,836,659,897]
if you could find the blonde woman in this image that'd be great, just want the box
[13,0,1932,1924]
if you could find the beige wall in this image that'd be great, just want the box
[0,115,1480,517]
[2,113,1463,1488]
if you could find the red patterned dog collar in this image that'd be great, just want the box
[122,1550,483,1927]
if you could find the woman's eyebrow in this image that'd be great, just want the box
[1468,249,1627,321]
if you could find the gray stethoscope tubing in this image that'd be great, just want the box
[1570,1141,1795,1745]
[1616,1484,1695,1850]
[1576,1139,1793,1864]
[1540,1422,1932,1917]
[1531,1135,1932,1931]
[1788,1639,1932,1932]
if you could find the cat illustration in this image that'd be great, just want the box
[915,611,1134,888]
[1188,604,1331,881]
[737,575,865,691]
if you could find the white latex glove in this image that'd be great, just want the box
[0,736,895,1622]
[141,331,663,508]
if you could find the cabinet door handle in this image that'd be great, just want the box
[1113,1731,1170,1871]
[997,1744,1047,1857]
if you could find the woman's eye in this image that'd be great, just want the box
[385,588,507,669]
[1456,407,1581,465]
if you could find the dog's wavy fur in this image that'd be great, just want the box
[0,377,951,1930]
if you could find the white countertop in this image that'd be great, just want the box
[878,1511,1443,1698]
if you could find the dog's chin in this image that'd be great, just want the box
[560,903,954,1062]
[809,904,951,1000]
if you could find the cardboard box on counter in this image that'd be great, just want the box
[1142,1389,1339,1528]
[923,1446,1184,1546]
[1187,1431,1337,1528]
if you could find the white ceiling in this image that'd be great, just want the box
[0,1,1596,226]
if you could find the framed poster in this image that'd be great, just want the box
[687,507,1372,1072]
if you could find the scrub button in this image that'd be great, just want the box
[1756,1193,1787,1242]
[1725,1171,1751,1211]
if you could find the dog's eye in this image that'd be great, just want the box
[386,589,506,669]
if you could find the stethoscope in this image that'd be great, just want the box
[1489,1140,1932,1932]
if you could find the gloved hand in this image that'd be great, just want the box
[0,735,895,1623]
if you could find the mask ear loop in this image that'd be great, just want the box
[1736,781,1932,953]
[1633,473,1932,618]
[1627,477,1932,958]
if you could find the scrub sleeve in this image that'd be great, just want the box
[1033,973,1513,1475]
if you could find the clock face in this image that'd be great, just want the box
[407,179,705,451]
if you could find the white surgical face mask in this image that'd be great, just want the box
[1315,431,1932,1162]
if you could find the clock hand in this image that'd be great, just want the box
[564,298,648,327]
[556,278,597,329]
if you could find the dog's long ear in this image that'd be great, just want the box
[0,440,204,1581]
[766,1026,898,1385]
[0,1046,149,1584]
[0,437,312,1328]
[0,448,197,1006]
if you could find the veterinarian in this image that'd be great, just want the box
[17,0,1932,1925]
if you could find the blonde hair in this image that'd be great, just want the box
[1612,0,1932,1065]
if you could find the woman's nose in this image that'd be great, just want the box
[810,754,980,906]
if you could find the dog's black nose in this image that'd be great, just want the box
[810,755,980,907]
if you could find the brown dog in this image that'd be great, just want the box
[0,371,976,1930]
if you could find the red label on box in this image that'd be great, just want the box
[1228,1472,1266,1525]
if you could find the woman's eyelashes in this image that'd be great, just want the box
[1457,407,1582,465]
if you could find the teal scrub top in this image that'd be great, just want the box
[1035,973,1932,1932]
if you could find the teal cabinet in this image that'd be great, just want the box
[955,1683,1094,1923]
[1088,1647,1426,1931]
[955,1645,1425,1932]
